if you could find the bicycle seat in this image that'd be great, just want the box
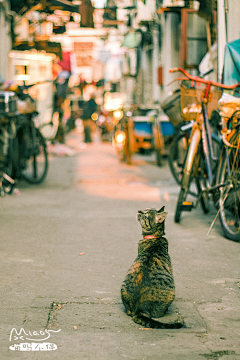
[217,92,240,117]
[17,98,37,114]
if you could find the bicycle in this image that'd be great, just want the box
[170,68,240,241]
[168,120,222,196]
[0,90,18,195]
[168,120,192,186]
[161,88,191,185]
[163,83,221,188]
[216,93,240,241]
[7,83,49,184]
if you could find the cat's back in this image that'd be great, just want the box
[121,240,174,295]
[139,242,174,287]
[121,242,175,318]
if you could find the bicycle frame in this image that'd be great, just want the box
[180,83,222,191]
[201,103,215,185]
[181,122,201,190]
[181,109,219,191]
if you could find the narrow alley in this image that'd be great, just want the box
[0,130,239,359]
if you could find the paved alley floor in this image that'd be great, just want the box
[0,129,239,359]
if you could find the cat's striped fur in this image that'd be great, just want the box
[121,207,181,328]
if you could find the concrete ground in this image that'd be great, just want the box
[0,129,239,359]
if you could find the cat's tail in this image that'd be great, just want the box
[132,313,184,329]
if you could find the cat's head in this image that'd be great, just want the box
[137,206,168,236]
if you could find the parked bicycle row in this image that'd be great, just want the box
[2,64,239,244]
[164,68,240,242]
[0,82,49,196]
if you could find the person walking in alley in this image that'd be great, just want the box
[81,93,97,143]
[53,70,70,143]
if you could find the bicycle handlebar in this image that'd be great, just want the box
[170,68,240,90]
[2,80,52,94]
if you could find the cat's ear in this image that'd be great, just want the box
[158,206,165,213]
[155,211,168,223]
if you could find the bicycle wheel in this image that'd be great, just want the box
[174,187,188,223]
[196,132,222,213]
[13,124,48,184]
[217,131,240,241]
[3,138,16,193]
[174,127,201,223]
[0,131,16,194]
[195,170,210,213]
[194,150,211,213]
[168,131,188,185]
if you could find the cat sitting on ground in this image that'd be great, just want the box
[121,207,182,329]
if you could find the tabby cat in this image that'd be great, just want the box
[121,207,182,328]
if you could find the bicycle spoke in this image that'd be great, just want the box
[218,131,240,241]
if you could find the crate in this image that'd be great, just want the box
[0,91,18,115]
[180,84,222,121]
[160,121,175,137]
[161,90,182,127]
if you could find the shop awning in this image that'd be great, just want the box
[10,0,79,15]
[121,32,142,48]
[13,41,62,59]
[10,0,41,14]
[44,0,79,13]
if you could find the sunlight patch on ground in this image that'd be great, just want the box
[77,181,161,202]
[67,131,162,202]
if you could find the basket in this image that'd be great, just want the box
[161,90,182,127]
[180,83,222,121]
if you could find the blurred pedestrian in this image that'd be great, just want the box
[81,93,97,143]
[53,70,70,143]
[79,74,86,98]
[132,103,142,116]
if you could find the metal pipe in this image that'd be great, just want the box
[201,108,213,184]
[217,0,227,81]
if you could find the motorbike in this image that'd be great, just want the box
[113,106,163,166]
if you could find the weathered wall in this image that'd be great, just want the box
[227,0,240,43]
[0,1,12,80]
[161,12,181,100]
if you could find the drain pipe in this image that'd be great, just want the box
[217,0,227,82]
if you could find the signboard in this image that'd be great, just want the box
[74,42,94,67]
[74,42,94,52]
[75,54,92,67]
